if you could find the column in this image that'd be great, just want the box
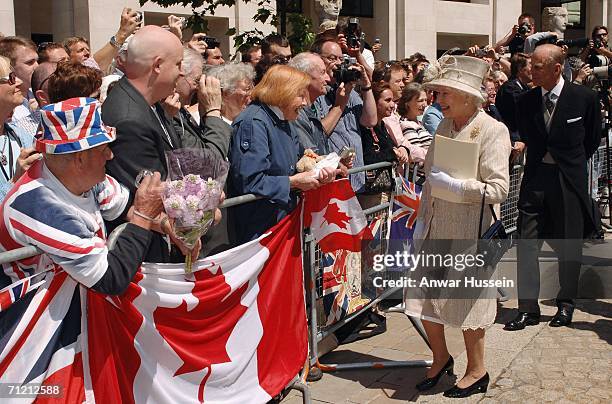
[399,0,437,61]
[493,0,522,44]
[0,0,15,36]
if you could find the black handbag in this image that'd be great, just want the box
[363,127,393,194]
[478,188,511,268]
[364,168,393,194]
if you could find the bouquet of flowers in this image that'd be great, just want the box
[162,148,229,273]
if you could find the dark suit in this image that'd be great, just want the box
[102,77,183,263]
[515,80,601,313]
[172,107,232,159]
[496,78,529,144]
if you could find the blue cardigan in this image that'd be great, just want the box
[228,102,303,243]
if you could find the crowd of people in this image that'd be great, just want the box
[0,5,607,400]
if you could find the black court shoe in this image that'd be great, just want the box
[443,372,489,398]
[415,356,454,391]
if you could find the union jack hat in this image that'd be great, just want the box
[35,97,116,154]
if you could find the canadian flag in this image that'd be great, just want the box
[0,210,307,404]
[303,179,372,253]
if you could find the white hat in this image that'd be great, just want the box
[423,56,489,102]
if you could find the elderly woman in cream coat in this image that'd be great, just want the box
[405,56,511,398]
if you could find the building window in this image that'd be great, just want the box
[340,0,374,18]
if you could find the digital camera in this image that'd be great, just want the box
[333,55,361,84]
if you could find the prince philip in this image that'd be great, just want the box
[505,44,601,331]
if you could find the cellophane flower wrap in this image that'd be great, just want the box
[162,148,229,273]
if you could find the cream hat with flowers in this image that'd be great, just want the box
[423,55,489,102]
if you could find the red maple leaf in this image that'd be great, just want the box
[322,202,351,230]
[153,267,248,402]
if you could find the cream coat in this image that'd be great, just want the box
[404,110,511,329]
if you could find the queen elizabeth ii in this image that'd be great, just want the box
[405,56,511,398]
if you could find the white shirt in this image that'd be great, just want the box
[541,75,565,100]
[541,76,565,163]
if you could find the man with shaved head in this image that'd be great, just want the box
[102,25,185,263]
[31,61,57,107]
[506,44,601,331]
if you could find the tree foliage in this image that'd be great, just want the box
[140,0,315,57]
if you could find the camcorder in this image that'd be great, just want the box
[333,55,361,84]
[199,36,221,49]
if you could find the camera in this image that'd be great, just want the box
[594,39,603,49]
[475,47,489,58]
[333,55,361,84]
[590,53,610,68]
[593,65,612,79]
[557,37,590,49]
[517,23,531,36]
[339,146,356,161]
[200,36,221,49]
[344,17,362,49]
[135,11,143,23]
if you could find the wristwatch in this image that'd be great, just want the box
[109,35,122,49]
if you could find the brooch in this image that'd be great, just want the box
[470,126,481,140]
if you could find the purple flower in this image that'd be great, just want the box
[163,194,186,218]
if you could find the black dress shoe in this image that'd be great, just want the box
[443,372,489,398]
[504,312,540,331]
[415,356,454,391]
[549,306,574,327]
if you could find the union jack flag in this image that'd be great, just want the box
[0,210,307,403]
[35,97,116,155]
[0,272,46,312]
[390,176,422,243]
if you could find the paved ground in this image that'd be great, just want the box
[282,298,611,404]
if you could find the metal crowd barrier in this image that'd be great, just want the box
[590,142,611,226]
[501,164,524,235]
[0,159,530,398]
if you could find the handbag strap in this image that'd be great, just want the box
[478,183,499,238]
[369,127,380,144]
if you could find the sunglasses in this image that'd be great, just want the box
[0,71,16,85]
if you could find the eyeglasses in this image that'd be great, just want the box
[321,54,341,63]
[594,32,608,38]
[270,55,290,65]
[0,72,16,85]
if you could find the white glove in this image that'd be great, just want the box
[428,167,465,196]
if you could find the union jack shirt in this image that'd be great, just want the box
[0,160,129,290]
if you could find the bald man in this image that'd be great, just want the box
[31,62,57,107]
[102,25,185,263]
[505,44,601,331]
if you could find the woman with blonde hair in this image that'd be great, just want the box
[0,56,38,200]
[228,64,337,243]
[406,56,510,398]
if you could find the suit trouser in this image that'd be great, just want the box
[516,164,583,314]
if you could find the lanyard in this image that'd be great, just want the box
[151,106,174,148]
[0,125,22,182]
